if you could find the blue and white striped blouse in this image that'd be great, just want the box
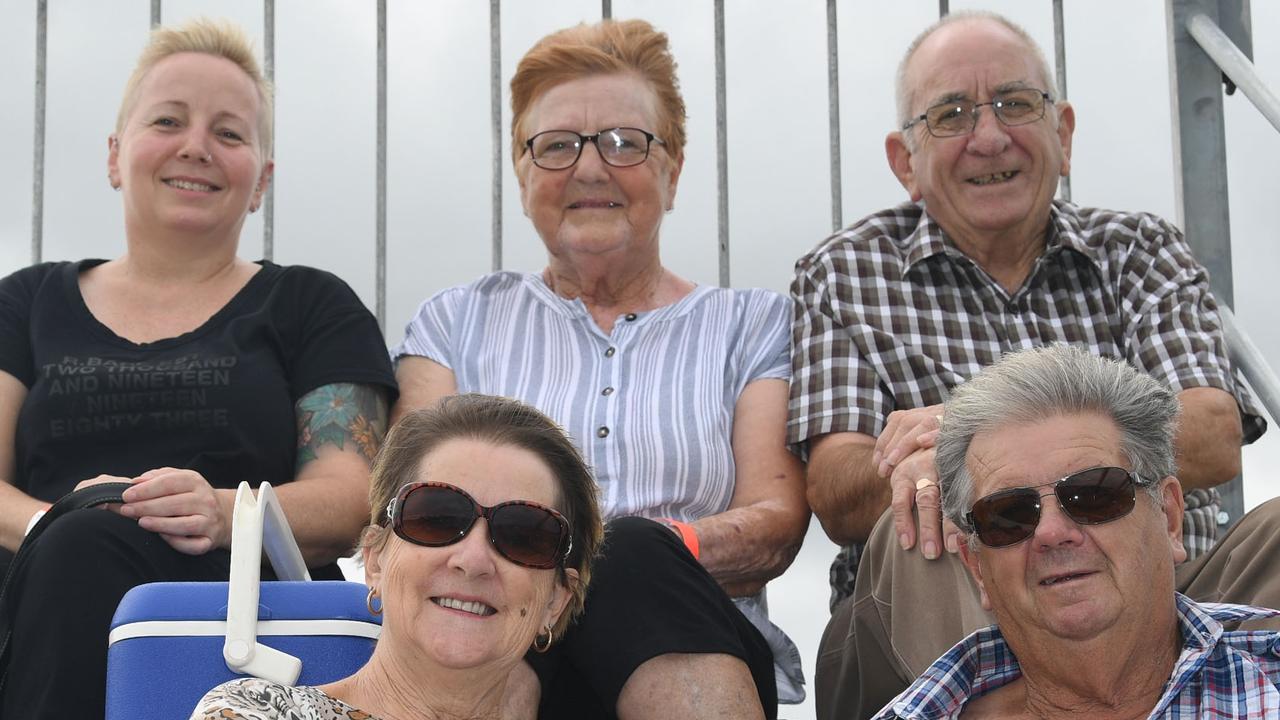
[393,271,791,522]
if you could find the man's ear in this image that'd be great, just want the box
[885,131,922,202]
[958,536,992,611]
[1158,476,1187,564]
[1055,101,1075,177]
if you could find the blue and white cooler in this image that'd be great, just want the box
[106,482,381,720]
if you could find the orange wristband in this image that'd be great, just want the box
[661,518,700,561]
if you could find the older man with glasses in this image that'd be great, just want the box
[787,10,1275,719]
[875,345,1280,719]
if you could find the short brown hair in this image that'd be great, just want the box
[116,18,274,159]
[364,394,603,638]
[510,19,686,165]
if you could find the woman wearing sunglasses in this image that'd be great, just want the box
[193,394,603,719]
[392,18,807,720]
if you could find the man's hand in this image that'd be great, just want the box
[117,468,232,555]
[874,403,945,478]
[888,447,960,559]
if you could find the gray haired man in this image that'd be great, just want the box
[874,345,1280,719]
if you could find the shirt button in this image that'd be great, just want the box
[604,347,616,358]
[596,426,610,438]
[624,313,637,321]
[601,387,614,396]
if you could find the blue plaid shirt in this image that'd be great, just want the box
[875,594,1280,719]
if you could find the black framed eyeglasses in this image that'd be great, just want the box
[524,127,666,170]
[903,88,1053,138]
[387,482,573,569]
[963,466,1148,548]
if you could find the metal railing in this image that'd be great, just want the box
[22,1,1279,520]
[21,0,1086,310]
[1167,0,1280,524]
[1224,308,1280,427]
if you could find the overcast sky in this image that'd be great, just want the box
[2,2,1278,717]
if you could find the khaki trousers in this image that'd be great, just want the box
[814,497,1280,720]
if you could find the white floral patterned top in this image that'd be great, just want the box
[191,677,380,719]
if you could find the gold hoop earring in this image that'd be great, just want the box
[532,624,553,653]
[366,587,383,616]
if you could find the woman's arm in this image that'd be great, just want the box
[391,356,458,424]
[0,370,47,552]
[120,382,390,567]
[280,382,390,564]
[688,378,809,597]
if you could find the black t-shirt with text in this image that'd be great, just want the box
[0,259,397,501]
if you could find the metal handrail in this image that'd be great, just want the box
[1222,306,1280,425]
[1186,12,1280,133]
[21,5,1276,420]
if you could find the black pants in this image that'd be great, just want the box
[0,508,338,719]
[528,517,777,719]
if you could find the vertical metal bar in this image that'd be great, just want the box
[1166,0,1243,525]
[1167,0,1235,306]
[602,0,612,20]
[714,0,729,287]
[1216,0,1253,61]
[490,0,503,272]
[151,0,161,27]
[826,0,842,232]
[263,0,276,261]
[1052,0,1071,202]
[939,0,949,17]
[376,0,388,329]
[31,0,48,265]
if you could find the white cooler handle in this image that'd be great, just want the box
[222,481,311,684]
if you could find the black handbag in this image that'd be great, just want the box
[0,482,133,697]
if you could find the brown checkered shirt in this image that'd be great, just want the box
[789,201,1266,607]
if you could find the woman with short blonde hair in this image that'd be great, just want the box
[0,18,394,717]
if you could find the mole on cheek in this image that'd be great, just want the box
[520,608,528,617]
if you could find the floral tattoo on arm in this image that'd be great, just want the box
[295,383,389,469]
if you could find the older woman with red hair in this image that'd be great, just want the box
[393,18,808,720]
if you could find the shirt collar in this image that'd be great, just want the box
[879,593,1265,720]
[1044,200,1104,271]
[901,205,953,270]
[521,271,715,325]
[904,200,1103,274]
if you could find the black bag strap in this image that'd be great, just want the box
[0,482,133,696]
